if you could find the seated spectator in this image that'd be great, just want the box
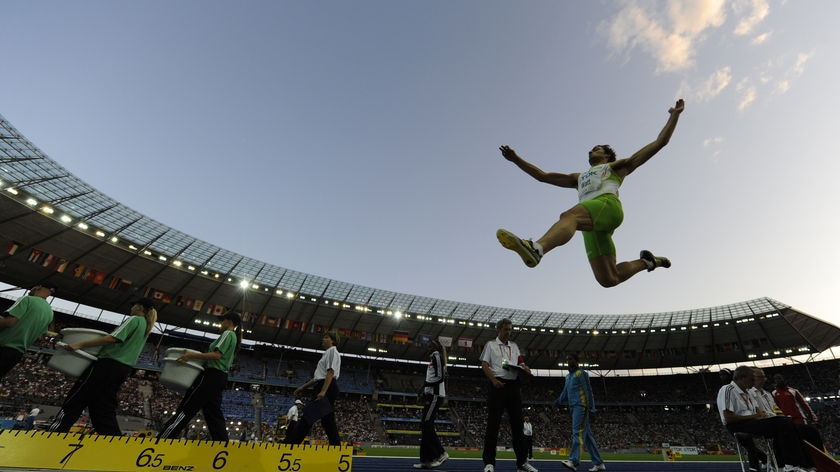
[773,374,819,425]
[717,365,813,472]
[750,368,824,452]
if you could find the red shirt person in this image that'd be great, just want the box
[772,374,817,425]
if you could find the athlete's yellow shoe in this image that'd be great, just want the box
[497,229,541,268]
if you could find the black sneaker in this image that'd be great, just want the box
[497,229,541,267]
[640,250,671,272]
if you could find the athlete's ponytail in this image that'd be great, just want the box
[130,298,158,336]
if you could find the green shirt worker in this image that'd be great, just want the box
[159,311,242,441]
[0,282,56,379]
[49,298,157,436]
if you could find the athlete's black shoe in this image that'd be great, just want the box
[640,250,671,272]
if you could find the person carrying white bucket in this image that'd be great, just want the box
[0,282,56,379]
[158,311,242,441]
[48,298,157,435]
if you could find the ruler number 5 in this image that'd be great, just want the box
[337,454,351,472]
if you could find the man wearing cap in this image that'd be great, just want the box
[283,399,303,443]
[0,283,56,379]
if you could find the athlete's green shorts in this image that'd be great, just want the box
[579,193,624,260]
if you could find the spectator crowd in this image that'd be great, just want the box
[4,304,840,453]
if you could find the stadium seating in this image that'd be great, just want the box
[2,308,840,453]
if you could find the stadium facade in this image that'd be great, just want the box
[2,113,840,373]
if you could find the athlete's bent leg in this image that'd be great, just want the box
[537,205,592,254]
[589,255,648,288]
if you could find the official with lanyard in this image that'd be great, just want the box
[480,318,538,472]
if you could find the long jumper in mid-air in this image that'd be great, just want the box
[496,99,685,288]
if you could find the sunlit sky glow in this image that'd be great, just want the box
[3,1,839,328]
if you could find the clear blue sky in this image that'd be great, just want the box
[3,1,839,325]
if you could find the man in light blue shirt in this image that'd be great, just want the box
[556,353,604,472]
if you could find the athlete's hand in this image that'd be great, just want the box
[669,99,685,115]
[499,145,520,162]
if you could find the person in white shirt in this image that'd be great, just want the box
[287,332,341,445]
[25,405,41,430]
[523,416,534,459]
[717,366,811,472]
[283,399,302,443]
[480,318,537,472]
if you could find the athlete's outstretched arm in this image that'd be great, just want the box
[612,99,685,178]
[499,145,578,188]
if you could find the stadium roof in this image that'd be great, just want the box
[2,113,840,371]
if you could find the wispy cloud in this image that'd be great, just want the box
[792,51,813,75]
[598,1,815,112]
[703,136,725,162]
[598,1,726,73]
[736,78,757,110]
[751,31,772,45]
[772,51,813,95]
[732,0,770,36]
[677,66,732,102]
[598,0,774,74]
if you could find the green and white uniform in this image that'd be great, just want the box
[49,315,150,436]
[0,295,54,379]
[159,329,238,441]
[577,164,624,260]
[98,315,149,366]
[205,330,237,372]
[0,296,53,353]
